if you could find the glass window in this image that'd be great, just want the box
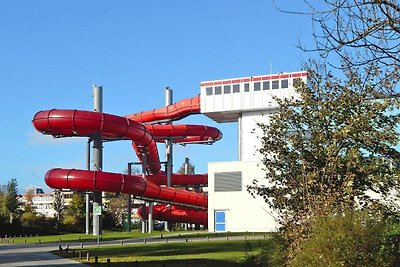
[272,80,279,89]
[244,83,250,92]
[215,86,222,95]
[233,84,240,93]
[281,79,289,88]
[254,82,261,91]
[263,81,270,90]
[206,87,213,95]
[224,85,231,94]
[215,211,226,232]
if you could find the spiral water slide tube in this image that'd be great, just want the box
[32,95,221,225]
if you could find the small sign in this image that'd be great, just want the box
[93,206,102,216]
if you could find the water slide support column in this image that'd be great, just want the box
[184,157,189,231]
[86,138,91,234]
[165,87,173,231]
[92,85,103,236]
[141,153,149,233]
[127,163,133,232]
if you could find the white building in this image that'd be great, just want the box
[200,71,307,232]
[20,187,73,217]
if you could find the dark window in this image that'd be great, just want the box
[263,81,270,90]
[224,85,231,94]
[244,83,250,92]
[206,87,213,95]
[215,86,222,95]
[233,84,240,93]
[272,80,279,89]
[254,82,261,91]
[281,79,289,88]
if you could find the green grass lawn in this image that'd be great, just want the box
[63,239,272,266]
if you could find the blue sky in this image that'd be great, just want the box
[0,1,313,192]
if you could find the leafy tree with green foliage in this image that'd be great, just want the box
[248,63,400,261]
[63,191,85,231]
[104,192,126,229]
[291,209,400,267]
[52,189,65,222]
[23,188,34,213]
[0,184,7,225]
[5,178,20,224]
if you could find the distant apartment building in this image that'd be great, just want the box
[20,186,73,217]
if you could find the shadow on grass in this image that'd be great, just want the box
[84,240,270,257]
[85,259,244,267]
[55,239,272,266]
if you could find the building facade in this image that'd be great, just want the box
[200,71,307,232]
[20,187,73,217]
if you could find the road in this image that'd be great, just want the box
[0,243,88,267]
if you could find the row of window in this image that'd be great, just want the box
[205,79,290,96]
[34,204,53,210]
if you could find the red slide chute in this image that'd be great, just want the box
[32,95,220,225]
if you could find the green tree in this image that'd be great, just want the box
[5,178,20,224]
[248,63,400,260]
[0,184,7,225]
[64,191,85,231]
[104,192,126,229]
[23,188,34,213]
[291,209,398,267]
[52,189,65,222]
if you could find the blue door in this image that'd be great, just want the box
[215,210,226,232]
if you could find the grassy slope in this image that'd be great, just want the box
[65,239,272,266]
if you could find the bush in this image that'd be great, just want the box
[244,233,287,267]
[20,212,57,235]
[290,210,400,267]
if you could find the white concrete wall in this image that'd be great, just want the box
[239,111,275,161]
[208,161,278,232]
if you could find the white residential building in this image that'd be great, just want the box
[20,187,73,217]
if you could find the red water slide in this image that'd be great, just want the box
[33,95,220,225]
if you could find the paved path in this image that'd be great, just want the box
[0,243,88,267]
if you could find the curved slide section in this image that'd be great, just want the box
[126,95,201,123]
[33,109,162,174]
[138,204,207,225]
[147,173,208,186]
[33,96,220,226]
[45,169,207,207]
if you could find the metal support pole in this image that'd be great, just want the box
[92,85,103,236]
[86,139,91,235]
[148,202,153,233]
[165,87,173,231]
[184,157,189,231]
[86,193,90,234]
[141,152,148,233]
[127,163,133,232]
[165,87,173,187]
